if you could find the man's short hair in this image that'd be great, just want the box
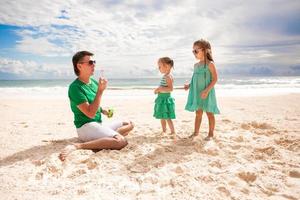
[72,51,94,76]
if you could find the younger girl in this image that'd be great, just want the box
[153,57,176,138]
[184,39,220,140]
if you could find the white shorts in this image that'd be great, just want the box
[77,120,123,142]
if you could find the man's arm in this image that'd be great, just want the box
[77,78,107,119]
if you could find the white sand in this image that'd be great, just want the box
[0,93,299,200]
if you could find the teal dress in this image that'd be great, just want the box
[153,75,176,119]
[185,63,220,114]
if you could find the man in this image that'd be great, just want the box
[59,51,134,161]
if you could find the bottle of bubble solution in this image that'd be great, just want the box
[100,68,113,118]
[107,108,114,118]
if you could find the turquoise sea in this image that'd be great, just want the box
[0,76,300,99]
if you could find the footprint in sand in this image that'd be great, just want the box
[202,142,219,156]
[254,146,276,156]
[240,188,250,195]
[217,186,231,197]
[222,119,231,123]
[275,138,300,151]
[229,144,242,150]
[241,121,274,130]
[289,170,300,178]
[253,146,281,160]
[195,175,214,183]
[32,159,45,166]
[241,123,251,130]
[281,194,298,200]
[237,171,257,183]
[77,188,86,195]
[67,169,87,179]
[81,158,99,170]
[250,121,274,129]
[35,155,63,178]
[209,160,222,168]
[174,166,184,174]
[129,164,150,173]
[233,135,244,143]
[176,139,195,146]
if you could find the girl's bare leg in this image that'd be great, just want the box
[192,109,203,136]
[167,119,175,133]
[161,119,167,133]
[205,112,215,140]
[167,119,176,140]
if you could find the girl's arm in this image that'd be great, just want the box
[205,62,218,92]
[158,75,173,92]
[200,62,218,99]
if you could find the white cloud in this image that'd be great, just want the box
[0,0,299,78]
[0,57,71,79]
[0,58,36,75]
[16,36,70,56]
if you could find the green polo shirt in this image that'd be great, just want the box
[68,78,102,128]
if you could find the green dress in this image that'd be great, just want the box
[185,63,220,114]
[153,75,176,119]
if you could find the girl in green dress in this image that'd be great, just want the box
[184,39,220,140]
[154,57,176,139]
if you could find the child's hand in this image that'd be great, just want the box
[200,90,209,99]
[154,87,160,94]
[184,83,190,91]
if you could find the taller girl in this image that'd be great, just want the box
[184,39,220,140]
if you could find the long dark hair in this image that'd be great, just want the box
[193,39,214,66]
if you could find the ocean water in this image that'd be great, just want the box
[0,76,300,99]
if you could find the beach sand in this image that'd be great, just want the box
[0,93,299,200]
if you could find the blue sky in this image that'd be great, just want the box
[0,0,299,79]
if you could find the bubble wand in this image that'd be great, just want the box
[100,67,114,118]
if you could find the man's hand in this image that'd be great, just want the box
[101,109,108,116]
[98,78,107,92]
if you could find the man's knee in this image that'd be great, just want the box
[117,138,128,150]
[114,135,128,150]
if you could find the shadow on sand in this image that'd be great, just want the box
[0,137,79,166]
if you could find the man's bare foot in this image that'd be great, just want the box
[129,121,135,130]
[118,121,135,136]
[59,144,77,161]
[123,120,134,127]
